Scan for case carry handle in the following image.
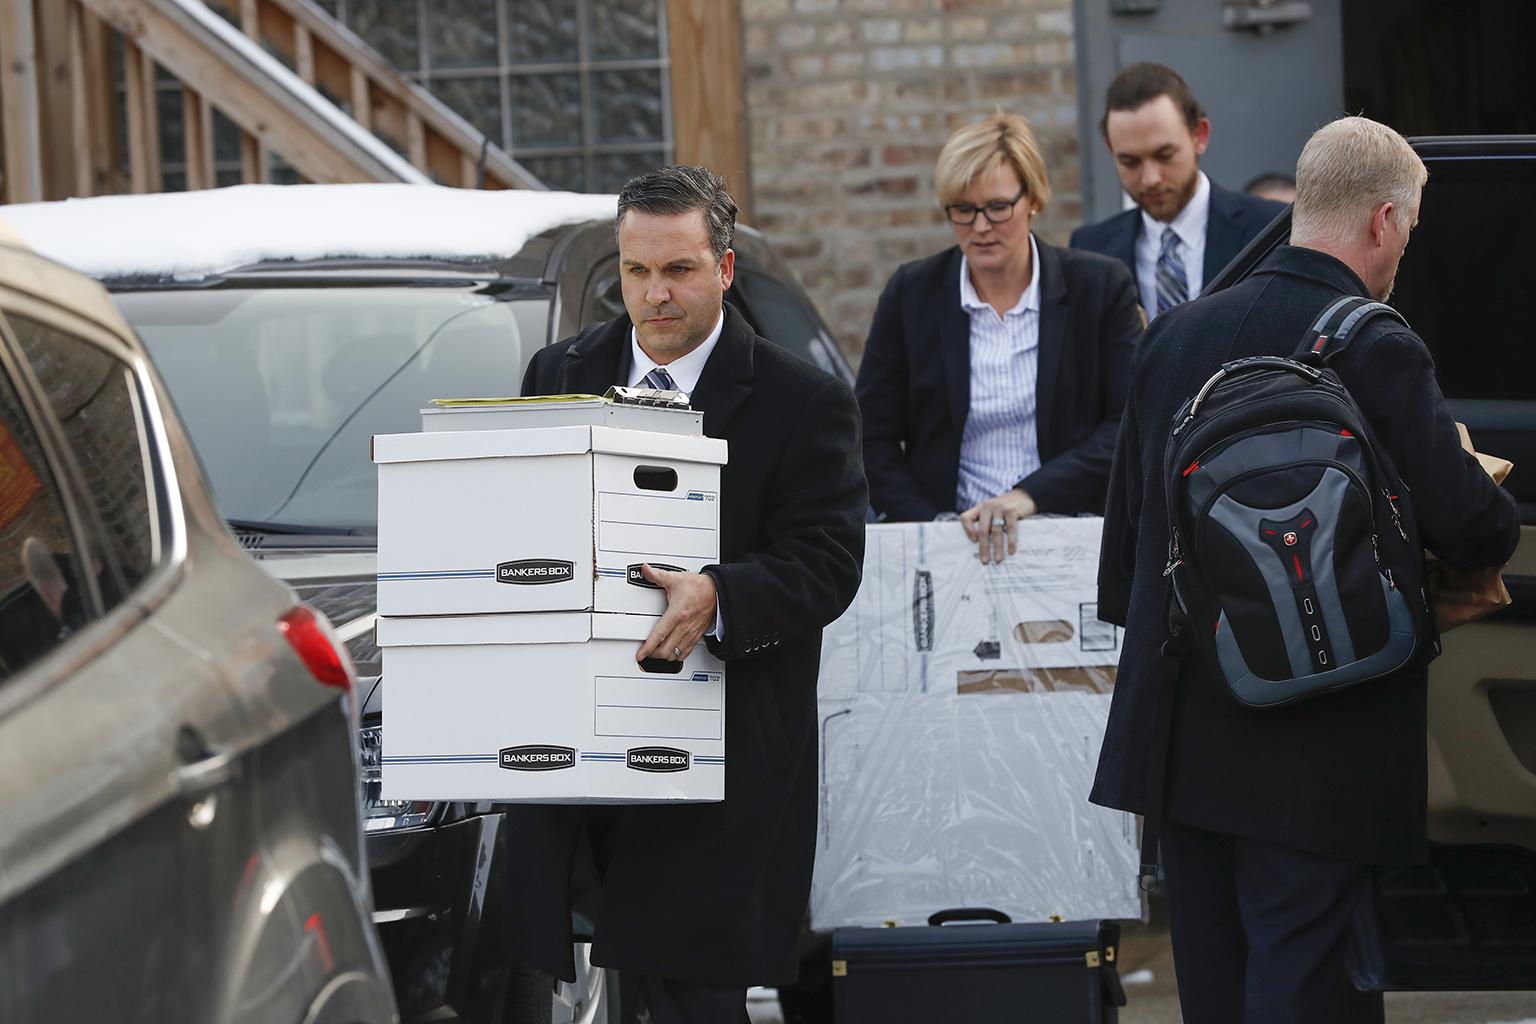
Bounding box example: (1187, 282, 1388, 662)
(927, 907, 1012, 927)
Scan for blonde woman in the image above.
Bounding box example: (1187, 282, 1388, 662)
(856, 112, 1141, 562)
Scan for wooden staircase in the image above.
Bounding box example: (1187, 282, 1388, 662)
(0, 0, 542, 204)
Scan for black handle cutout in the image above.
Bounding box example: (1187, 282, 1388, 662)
(639, 657, 684, 674)
(633, 465, 678, 492)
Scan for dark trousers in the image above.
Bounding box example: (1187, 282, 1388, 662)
(584, 812, 750, 1024)
(622, 974, 749, 1024)
(1161, 818, 1385, 1024)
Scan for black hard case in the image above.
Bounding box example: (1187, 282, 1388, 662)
(830, 913, 1125, 1023)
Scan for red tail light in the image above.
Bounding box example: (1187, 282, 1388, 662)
(278, 605, 353, 692)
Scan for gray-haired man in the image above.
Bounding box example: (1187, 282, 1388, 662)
(1094, 116, 1518, 1023)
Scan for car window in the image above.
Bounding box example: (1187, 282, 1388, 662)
(732, 268, 854, 385)
(116, 287, 549, 532)
(1390, 157, 1536, 517)
(0, 347, 101, 680)
(584, 260, 629, 326)
(9, 314, 153, 599)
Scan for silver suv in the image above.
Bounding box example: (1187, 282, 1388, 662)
(7, 184, 854, 1023)
(0, 230, 396, 1020)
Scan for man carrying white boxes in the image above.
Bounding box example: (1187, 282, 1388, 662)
(383, 166, 867, 1024)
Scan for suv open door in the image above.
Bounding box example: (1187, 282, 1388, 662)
(1206, 135, 1536, 991)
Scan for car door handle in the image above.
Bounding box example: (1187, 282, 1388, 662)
(173, 748, 240, 797)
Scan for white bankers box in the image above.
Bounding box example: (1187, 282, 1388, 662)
(376, 611, 726, 803)
(372, 397, 727, 617)
(373, 393, 730, 804)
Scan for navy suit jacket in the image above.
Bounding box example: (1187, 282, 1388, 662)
(856, 239, 1142, 521)
(1069, 179, 1286, 295)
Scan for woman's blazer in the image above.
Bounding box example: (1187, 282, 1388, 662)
(856, 240, 1142, 520)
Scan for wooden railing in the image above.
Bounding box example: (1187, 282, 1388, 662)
(234, 0, 541, 190)
(0, 0, 540, 205)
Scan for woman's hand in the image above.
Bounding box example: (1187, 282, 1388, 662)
(959, 488, 1037, 564)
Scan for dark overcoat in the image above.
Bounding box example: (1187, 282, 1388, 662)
(1093, 245, 1519, 865)
(504, 304, 868, 986)
(855, 239, 1142, 520)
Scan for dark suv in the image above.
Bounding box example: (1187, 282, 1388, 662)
(8, 187, 852, 1023)
(1209, 135, 1536, 992)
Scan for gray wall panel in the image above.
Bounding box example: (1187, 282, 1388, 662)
(1072, 0, 1344, 222)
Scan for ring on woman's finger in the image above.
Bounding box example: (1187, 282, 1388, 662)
(990, 517, 1006, 529)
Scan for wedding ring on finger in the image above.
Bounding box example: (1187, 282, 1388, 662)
(672, 645, 682, 660)
(990, 516, 1006, 530)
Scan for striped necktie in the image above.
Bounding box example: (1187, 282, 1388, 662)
(1155, 227, 1189, 316)
(640, 366, 679, 391)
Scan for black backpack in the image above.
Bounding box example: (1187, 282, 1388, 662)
(1162, 296, 1434, 708)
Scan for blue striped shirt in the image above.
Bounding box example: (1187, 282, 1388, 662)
(955, 235, 1043, 511)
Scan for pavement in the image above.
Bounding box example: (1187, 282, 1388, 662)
(746, 918, 1536, 1022)
(1115, 918, 1536, 1023)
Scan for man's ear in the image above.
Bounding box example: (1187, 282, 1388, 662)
(1369, 202, 1394, 248)
(1192, 117, 1211, 157)
(718, 248, 736, 290)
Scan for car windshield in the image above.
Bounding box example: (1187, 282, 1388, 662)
(116, 286, 549, 534)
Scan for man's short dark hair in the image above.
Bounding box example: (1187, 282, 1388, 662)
(615, 165, 737, 264)
(1100, 62, 1206, 138)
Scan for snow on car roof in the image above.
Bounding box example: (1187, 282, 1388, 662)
(4, 183, 618, 281)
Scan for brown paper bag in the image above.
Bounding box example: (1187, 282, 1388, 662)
(1427, 424, 1513, 632)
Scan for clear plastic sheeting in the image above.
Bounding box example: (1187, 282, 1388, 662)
(811, 518, 1143, 930)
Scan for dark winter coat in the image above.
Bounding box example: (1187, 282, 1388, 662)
(1093, 245, 1519, 865)
(505, 304, 868, 985)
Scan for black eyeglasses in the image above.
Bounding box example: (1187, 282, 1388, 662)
(944, 188, 1027, 226)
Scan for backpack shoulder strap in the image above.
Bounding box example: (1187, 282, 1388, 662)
(1294, 296, 1409, 363)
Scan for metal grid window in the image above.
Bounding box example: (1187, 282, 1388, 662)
(317, 0, 672, 193)
(110, 29, 306, 191)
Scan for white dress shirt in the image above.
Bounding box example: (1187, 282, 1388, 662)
(627, 310, 724, 394)
(955, 234, 1043, 511)
(1136, 171, 1210, 318)
(627, 309, 726, 639)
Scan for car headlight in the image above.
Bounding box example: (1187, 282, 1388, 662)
(359, 724, 439, 832)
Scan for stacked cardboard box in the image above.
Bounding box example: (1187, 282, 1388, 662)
(372, 395, 729, 803)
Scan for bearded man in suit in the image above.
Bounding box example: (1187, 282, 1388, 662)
(1072, 62, 1286, 320)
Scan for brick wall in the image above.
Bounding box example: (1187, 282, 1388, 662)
(741, 0, 1083, 362)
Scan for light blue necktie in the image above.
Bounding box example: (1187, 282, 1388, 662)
(640, 367, 678, 391)
(1155, 227, 1189, 316)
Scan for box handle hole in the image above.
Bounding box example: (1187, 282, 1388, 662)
(633, 466, 678, 491)
(639, 657, 684, 674)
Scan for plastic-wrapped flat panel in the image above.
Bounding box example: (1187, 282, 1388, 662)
(811, 518, 1142, 929)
